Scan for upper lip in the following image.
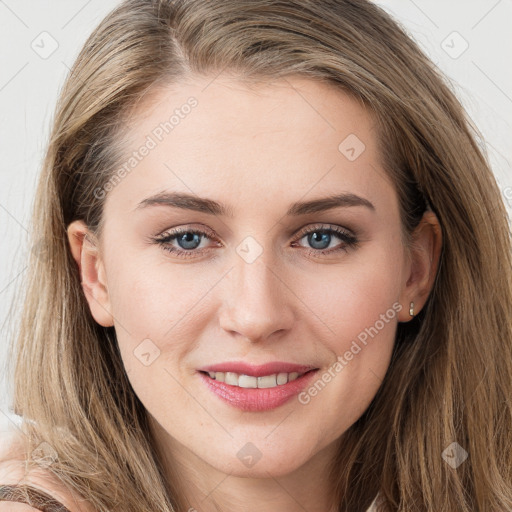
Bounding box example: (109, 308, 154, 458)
(198, 361, 318, 377)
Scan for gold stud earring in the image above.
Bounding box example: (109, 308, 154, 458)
(409, 302, 415, 317)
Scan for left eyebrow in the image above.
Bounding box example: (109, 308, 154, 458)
(133, 191, 376, 216)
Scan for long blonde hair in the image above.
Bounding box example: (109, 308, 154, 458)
(5, 0, 512, 510)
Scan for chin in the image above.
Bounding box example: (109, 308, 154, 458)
(197, 437, 321, 479)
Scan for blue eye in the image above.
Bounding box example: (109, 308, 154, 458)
(153, 223, 359, 259)
(292, 224, 359, 256)
(153, 227, 214, 258)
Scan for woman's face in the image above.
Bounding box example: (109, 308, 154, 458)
(71, 74, 422, 479)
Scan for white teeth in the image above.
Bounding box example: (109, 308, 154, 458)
(277, 372, 288, 385)
(257, 375, 277, 388)
(225, 372, 239, 386)
(238, 374, 258, 388)
(205, 370, 305, 388)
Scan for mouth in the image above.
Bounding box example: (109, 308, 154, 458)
(197, 362, 320, 411)
(198, 369, 315, 389)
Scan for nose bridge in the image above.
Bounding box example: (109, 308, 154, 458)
(219, 243, 294, 342)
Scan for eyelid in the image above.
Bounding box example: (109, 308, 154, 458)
(155, 222, 355, 242)
(154, 223, 218, 241)
(294, 222, 355, 239)
(152, 222, 359, 258)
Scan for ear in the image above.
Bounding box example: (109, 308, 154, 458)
(66, 220, 114, 327)
(398, 210, 443, 322)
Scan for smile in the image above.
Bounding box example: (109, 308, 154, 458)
(202, 370, 306, 389)
(197, 362, 320, 411)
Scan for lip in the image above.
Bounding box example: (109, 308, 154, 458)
(197, 361, 319, 412)
(198, 361, 317, 377)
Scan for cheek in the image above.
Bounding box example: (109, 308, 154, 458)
(305, 242, 404, 349)
(295, 243, 403, 412)
(105, 258, 214, 374)
(107, 247, 213, 325)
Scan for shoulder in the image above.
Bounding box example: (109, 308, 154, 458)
(0, 431, 96, 512)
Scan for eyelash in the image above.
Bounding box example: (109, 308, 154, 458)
(152, 223, 359, 259)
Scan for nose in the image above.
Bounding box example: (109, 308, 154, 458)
(218, 250, 296, 344)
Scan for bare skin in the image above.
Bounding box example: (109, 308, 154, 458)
(67, 74, 442, 512)
(0, 432, 96, 512)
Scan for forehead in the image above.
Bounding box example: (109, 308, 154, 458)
(103, 73, 395, 218)
(128, 73, 376, 143)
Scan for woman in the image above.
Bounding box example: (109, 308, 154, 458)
(1, 0, 511, 511)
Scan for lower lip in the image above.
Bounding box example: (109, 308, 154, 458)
(198, 370, 319, 412)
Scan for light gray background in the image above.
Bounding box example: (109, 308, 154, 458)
(1, 0, 511, 434)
